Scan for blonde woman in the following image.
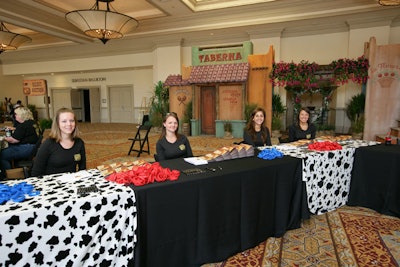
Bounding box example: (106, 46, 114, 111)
(31, 108, 86, 176)
(0, 107, 39, 178)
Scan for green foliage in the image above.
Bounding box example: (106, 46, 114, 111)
(351, 116, 365, 133)
(39, 118, 52, 134)
(244, 103, 257, 122)
(149, 81, 169, 127)
(271, 116, 282, 131)
(182, 100, 192, 123)
(28, 104, 38, 121)
(271, 94, 286, 131)
(316, 124, 335, 131)
(346, 93, 365, 122)
(224, 121, 232, 132)
(346, 93, 365, 133)
(272, 94, 286, 118)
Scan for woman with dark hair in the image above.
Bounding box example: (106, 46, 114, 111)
(31, 108, 86, 176)
(0, 107, 39, 178)
(155, 112, 193, 161)
(288, 107, 316, 142)
(243, 107, 272, 147)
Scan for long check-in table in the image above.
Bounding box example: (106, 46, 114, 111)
(0, 169, 137, 266)
(131, 156, 308, 267)
(347, 144, 400, 217)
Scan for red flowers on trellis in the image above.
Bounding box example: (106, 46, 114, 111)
(270, 56, 369, 91)
(329, 56, 369, 85)
(106, 162, 180, 186)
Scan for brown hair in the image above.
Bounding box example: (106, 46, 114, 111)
(159, 112, 181, 140)
(49, 108, 80, 142)
(245, 107, 268, 143)
(295, 107, 311, 127)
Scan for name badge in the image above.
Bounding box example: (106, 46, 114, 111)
(74, 153, 81, 162)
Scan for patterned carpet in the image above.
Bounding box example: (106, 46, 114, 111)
(80, 123, 400, 267)
(203, 206, 400, 267)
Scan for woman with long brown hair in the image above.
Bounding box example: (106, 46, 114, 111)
(243, 107, 272, 147)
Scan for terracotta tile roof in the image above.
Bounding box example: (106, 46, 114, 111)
(164, 74, 190, 86)
(189, 63, 250, 83)
(165, 63, 250, 86)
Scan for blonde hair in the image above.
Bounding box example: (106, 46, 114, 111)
(49, 108, 80, 142)
(14, 107, 34, 121)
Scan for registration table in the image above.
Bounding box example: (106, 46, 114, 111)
(347, 144, 400, 217)
(277, 140, 379, 214)
(131, 156, 308, 267)
(0, 169, 137, 266)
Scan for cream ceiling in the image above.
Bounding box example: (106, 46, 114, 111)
(0, 0, 399, 64)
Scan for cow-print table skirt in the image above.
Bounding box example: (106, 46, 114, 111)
(281, 141, 379, 215)
(0, 169, 137, 267)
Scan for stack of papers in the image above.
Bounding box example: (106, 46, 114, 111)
(184, 157, 208, 166)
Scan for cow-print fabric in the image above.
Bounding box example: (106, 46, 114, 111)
(281, 140, 379, 215)
(0, 169, 137, 267)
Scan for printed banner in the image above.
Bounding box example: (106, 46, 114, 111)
(23, 80, 47, 96)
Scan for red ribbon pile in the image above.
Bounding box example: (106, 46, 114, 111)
(106, 162, 180, 186)
(307, 141, 342, 151)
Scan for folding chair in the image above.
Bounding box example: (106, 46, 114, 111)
(13, 134, 44, 178)
(128, 125, 152, 157)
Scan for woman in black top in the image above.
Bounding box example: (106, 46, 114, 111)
(156, 112, 193, 161)
(288, 107, 316, 142)
(243, 107, 272, 147)
(31, 108, 86, 176)
(0, 107, 39, 178)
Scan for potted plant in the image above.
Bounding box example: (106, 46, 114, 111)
(39, 118, 53, 135)
(223, 121, 233, 138)
(182, 100, 192, 136)
(149, 81, 169, 131)
(244, 103, 258, 122)
(271, 94, 286, 137)
(346, 93, 365, 139)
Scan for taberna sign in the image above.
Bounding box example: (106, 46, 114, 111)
(192, 41, 253, 66)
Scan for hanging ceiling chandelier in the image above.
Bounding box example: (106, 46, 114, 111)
(65, 0, 139, 44)
(0, 22, 32, 54)
(378, 0, 400, 6)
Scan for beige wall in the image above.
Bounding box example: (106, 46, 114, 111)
(1, 24, 399, 131)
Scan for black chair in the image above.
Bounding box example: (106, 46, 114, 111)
(14, 134, 43, 178)
(128, 125, 152, 157)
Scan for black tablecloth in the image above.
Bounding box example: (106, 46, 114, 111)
(347, 144, 400, 217)
(132, 156, 308, 267)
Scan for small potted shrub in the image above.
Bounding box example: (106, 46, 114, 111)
(271, 94, 286, 137)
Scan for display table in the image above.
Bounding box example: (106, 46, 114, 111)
(347, 144, 400, 217)
(0, 169, 137, 266)
(278, 140, 379, 214)
(131, 156, 308, 267)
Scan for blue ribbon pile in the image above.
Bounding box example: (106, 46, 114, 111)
(0, 182, 40, 204)
(257, 148, 284, 160)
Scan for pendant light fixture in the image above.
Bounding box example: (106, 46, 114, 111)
(378, 0, 400, 6)
(65, 0, 139, 44)
(0, 22, 32, 54)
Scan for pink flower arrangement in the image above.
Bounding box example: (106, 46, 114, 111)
(270, 56, 369, 92)
(270, 60, 319, 90)
(328, 56, 369, 85)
